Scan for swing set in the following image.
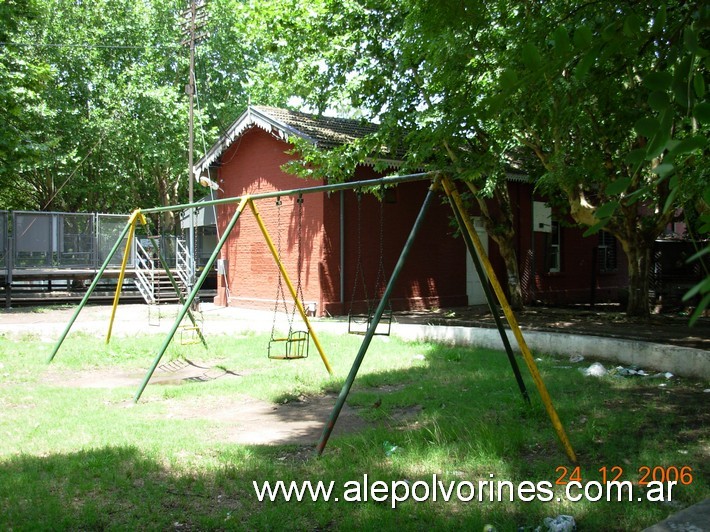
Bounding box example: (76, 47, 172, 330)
(47, 172, 578, 464)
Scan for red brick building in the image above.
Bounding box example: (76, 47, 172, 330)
(193, 106, 628, 316)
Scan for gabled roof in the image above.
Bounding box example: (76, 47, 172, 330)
(194, 105, 380, 176)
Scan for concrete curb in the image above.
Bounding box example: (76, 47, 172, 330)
(643, 497, 710, 531)
(392, 323, 710, 380)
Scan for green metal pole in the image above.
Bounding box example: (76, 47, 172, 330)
(47, 217, 133, 363)
(316, 179, 439, 456)
(445, 189, 530, 404)
(132, 196, 249, 403)
(139, 172, 435, 215)
(441, 176, 577, 463)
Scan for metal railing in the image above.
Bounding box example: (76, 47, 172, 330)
(9, 211, 133, 270)
(175, 238, 194, 292)
(2, 209, 202, 302)
(133, 239, 155, 304)
(0, 211, 7, 274)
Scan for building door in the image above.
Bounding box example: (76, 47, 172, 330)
(465, 218, 489, 305)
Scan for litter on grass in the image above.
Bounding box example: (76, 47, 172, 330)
(580, 362, 674, 380)
(580, 362, 607, 377)
(383, 441, 399, 457)
(536, 514, 576, 532)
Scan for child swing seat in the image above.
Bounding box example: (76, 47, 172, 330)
(267, 194, 310, 360)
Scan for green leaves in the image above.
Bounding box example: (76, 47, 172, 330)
(665, 136, 707, 161)
(648, 91, 670, 111)
(595, 200, 619, 219)
(694, 73, 706, 99)
(499, 68, 518, 90)
(693, 102, 710, 124)
(521, 43, 541, 70)
(552, 26, 571, 56)
(634, 117, 660, 137)
(605, 177, 631, 196)
(573, 25, 592, 49)
(643, 72, 673, 91)
(622, 14, 643, 37)
(574, 49, 597, 80)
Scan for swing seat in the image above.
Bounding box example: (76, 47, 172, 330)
(347, 309, 392, 336)
(180, 325, 203, 345)
(268, 330, 309, 360)
(179, 312, 204, 345)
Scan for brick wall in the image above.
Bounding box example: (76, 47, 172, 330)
(213, 127, 326, 313)
(487, 181, 628, 306)
(322, 174, 468, 315)
(212, 132, 629, 315)
(212, 127, 468, 316)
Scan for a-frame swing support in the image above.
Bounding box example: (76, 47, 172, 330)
(47, 209, 208, 363)
(316, 175, 577, 464)
(444, 184, 530, 405)
(106, 211, 208, 347)
(47, 173, 435, 390)
(440, 176, 577, 463)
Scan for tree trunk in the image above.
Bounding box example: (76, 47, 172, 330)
(154, 170, 177, 235)
(462, 181, 525, 310)
(498, 239, 525, 310)
(565, 187, 663, 318)
(622, 238, 651, 317)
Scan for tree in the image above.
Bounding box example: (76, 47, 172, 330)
(0, 0, 190, 219)
(0, 0, 296, 228)
(246, 0, 531, 309)
(490, 1, 709, 316)
(0, 0, 52, 209)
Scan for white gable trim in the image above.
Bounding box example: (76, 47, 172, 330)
(193, 106, 316, 176)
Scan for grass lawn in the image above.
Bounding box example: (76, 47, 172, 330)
(0, 328, 708, 530)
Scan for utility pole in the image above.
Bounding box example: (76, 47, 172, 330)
(187, 0, 196, 290)
(181, 0, 207, 291)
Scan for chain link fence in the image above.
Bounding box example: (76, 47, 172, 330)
(10, 211, 134, 270)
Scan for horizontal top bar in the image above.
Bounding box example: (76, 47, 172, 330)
(140, 171, 438, 215)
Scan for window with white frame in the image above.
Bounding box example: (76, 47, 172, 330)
(547, 221, 561, 273)
(598, 231, 617, 271)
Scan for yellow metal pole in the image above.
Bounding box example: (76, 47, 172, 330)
(106, 210, 145, 343)
(248, 199, 334, 376)
(440, 176, 577, 464)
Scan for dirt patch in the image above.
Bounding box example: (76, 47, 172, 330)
(42, 360, 374, 446)
(161, 393, 369, 446)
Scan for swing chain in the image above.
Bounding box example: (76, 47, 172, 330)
(374, 185, 387, 305)
(294, 193, 306, 319)
(348, 189, 368, 316)
(270, 197, 287, 340)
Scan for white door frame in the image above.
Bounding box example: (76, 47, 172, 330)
(465, 218, 489, 305)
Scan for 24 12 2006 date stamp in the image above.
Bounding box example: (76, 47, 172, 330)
(555, 465, 694, 486)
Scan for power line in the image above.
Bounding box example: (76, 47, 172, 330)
(0, 41, 181, 50)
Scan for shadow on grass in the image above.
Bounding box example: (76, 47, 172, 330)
(1, 341, 708, 530)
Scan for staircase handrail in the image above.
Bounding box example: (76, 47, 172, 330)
(134, 239, 155, 304)
(175, 238, 193, 290)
